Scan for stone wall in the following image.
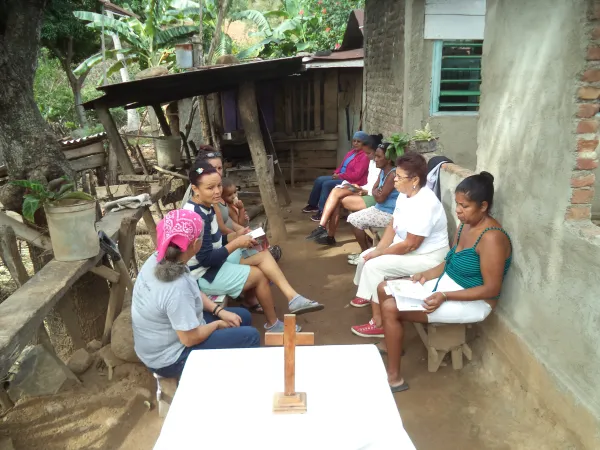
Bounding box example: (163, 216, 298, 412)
(473, 0, 600, 446)
(363, 0, 405, 137)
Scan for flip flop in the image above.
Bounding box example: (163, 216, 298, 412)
(241, 303, 264, 314)
(390, 381, 410, 393)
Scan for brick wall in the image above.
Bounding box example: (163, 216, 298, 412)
(569, 1, 600, 222)
(364, 0, 405, 137)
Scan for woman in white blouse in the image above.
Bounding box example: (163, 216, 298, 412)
(349, 152, 450, 338)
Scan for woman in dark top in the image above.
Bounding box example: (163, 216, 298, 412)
(376, 172, 512, 393)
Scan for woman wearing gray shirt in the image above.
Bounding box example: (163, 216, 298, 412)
(132, 209, 259, 379)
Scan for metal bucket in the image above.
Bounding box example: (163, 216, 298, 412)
(155, 136, 182, 168)
(45, 200, 99, 262)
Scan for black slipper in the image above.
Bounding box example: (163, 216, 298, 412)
(390, 381, 410, 393)
(241, 303, 264, 314)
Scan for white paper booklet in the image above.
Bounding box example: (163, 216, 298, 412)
(385, 279, 428, 311)
(248, 227, 265, 239)
(334, 180, 352, 189)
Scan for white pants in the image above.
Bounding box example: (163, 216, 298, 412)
(423, 274, 493, 324)
(354, 246, 449, 303)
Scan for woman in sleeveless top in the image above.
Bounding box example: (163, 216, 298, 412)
(378, 172, 513, 393)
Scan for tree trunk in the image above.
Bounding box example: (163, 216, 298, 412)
(0, 1, 109, 353)
(0, 1, 74, 212)
(106, 11, 140, 132)
(238, 81, 287, 243)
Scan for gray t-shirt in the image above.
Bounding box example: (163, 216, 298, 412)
(132, 253, 206, 369)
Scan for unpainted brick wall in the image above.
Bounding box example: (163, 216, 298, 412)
(364, 0, 405, 137)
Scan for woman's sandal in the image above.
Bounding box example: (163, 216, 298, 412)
(390, 381, 410, 393)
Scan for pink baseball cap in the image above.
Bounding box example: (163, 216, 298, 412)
(156, 209, 204, 261)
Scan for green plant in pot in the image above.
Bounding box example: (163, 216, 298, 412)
(11, 178, 100, 262)
(384, 133, 411, 160)
(411, 123, 438, 153)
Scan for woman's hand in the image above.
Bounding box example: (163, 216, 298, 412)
(363, 249, 383, 262)
(233, 234, 256, 250)
(215, 320, 231, 329)
(411, 273, 427, 285)
(332, 173, 339, 179)
(217, 310, 242, 327)
(235, 227, 251, 238)
(423, 292, 445, 314)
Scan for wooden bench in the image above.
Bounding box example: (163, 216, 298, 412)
(0, 184, 170, 410)
(413, 323, 472, 372)
(366, 227, 386, 246)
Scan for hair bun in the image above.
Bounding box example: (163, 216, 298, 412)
(480, 171, 494, 184)
(377, 133, 383, 139)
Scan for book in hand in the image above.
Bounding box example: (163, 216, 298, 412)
(247, 227, 269, 252)
(385, 279, 429, 312)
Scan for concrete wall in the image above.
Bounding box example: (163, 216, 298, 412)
(470, 0, 600, 443)
(364, 0, 478, 169)
(363, 0, 405, 137)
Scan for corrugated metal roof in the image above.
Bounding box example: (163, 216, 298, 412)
(59, 132, 107, 149)
(339, 9, 364, 51)
(83, 57, 304, 111)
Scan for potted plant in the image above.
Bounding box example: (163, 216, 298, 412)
(411, 123, 438, 153)
(11, 178, 100, 262)
(384, 132, 411, 160)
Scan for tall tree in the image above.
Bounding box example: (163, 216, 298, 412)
(41, 0, 101, 128)
(0, 0, 74, 212)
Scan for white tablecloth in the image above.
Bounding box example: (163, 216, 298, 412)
(154, 344, 416, 450)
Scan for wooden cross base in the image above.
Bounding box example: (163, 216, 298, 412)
(273, 392, 307, 414)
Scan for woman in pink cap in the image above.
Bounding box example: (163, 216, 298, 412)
(131, 209, 260, 379)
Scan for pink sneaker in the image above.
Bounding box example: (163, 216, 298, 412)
(351, 319, 384, 338)
(350, 297, 371, 308)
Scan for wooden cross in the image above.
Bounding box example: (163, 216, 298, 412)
(265, 314, 315, 414)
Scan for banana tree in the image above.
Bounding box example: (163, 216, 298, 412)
(73, 0, 199, 78)
(232, 0, 317, 59)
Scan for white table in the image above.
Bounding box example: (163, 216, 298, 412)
(154, 344, 416, 450)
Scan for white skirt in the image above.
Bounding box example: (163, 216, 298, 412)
(423, 274, 493, 324)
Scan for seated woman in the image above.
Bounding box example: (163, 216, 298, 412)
(377, 172, 512, 392)
(314, 142, 399, 248)
(305, 134, 381, 242)
(184, 161, 324, 332)
(302, 131, 371, 221)
(349, 152, 450, 336)
(131, 209, 260, 379)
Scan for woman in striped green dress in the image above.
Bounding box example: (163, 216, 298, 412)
(378, 172, 513, 393)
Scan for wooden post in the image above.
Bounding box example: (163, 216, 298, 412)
(96, 104, 135, 175)
(284, 314, 296, 395)
(152, 104, 172, 136)
(0, 225, 30, 289)
(238, 81, 287, 243)
(257, 105, 291, 206)
(314, 72, 322, 135)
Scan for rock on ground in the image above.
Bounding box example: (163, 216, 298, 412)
(67, 349, 92, 375)
(86, 340, 102, 353)
(111, 308, 140, 363)
(0, 437, 14, 450)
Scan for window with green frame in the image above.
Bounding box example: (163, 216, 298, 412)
(430, 40, 483, 114)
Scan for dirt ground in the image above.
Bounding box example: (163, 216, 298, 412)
(0, 187, 584, 449)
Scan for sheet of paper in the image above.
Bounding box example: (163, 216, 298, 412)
(334, 181, 351, 189)
(386, 279, 428, 312)
(248, 227, 265, 239)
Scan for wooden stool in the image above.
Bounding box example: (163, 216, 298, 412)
(153, 373, 178, 417)
(413, 323, 472, 372)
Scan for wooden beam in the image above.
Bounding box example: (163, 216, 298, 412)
(238, 82, 287, 243)
(264, 332, 315, 346)
(70, 153, 107, 172)
(96, 104, 135, 175)
(119, 174, 160, 183)
(0, 212, 52, 251)
(323, 69, 338, 133)
(63, 142, 105, 160)
(152, 165, 188, 181)
(313, 72, 322, 135)
(152, 104, 172, 137)
(90, 265, 120, 284)
(257, 105, 291, 206)
(0, 225, 29, 292)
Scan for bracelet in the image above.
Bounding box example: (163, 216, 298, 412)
(216, 306, 224, 317)
(441, 292, 448, 301)
(212, 305, 220, 316)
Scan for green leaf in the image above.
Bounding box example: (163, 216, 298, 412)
(56, 183, 75, 198)
(231, 10, 271, 33)
(154, 25, 198, 47)
(22, 196, 40, 223)
(58, 191, 95, 202)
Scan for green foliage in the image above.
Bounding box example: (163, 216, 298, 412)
(11, 178, 94, 223)
(385, 133, 410, 159)
(234, 0, 363, 59)
(34, 51, 77, 124)
(412, 123, 436, 141)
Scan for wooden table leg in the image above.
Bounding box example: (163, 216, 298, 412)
(142, 209, 157, 246)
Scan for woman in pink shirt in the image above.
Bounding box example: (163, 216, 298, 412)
(302, 131, 371, 221)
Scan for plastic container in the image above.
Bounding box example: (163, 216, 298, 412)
(155, 136, 182, 168)
(44, 199, 99, 261)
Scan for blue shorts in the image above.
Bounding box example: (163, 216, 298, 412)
(197, 249, 251, 298)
